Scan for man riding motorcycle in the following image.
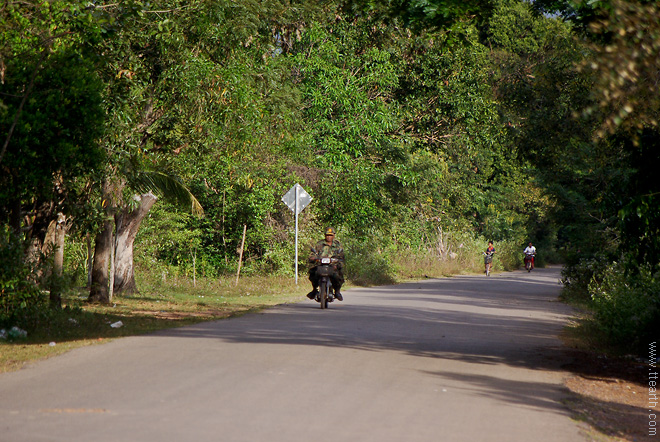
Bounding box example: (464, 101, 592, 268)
(307, 227, 345, 301)
(523, 242, 537, 269)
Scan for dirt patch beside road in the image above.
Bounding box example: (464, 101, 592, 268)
(562, 349, 654, 442)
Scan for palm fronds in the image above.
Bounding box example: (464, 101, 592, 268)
(132, 171, 204, 216)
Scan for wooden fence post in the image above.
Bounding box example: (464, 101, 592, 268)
(235, 224, 247, 286)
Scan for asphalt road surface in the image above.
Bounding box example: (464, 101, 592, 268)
(0, 267, 586, 442)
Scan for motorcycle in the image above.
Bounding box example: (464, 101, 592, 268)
(312, 254, 339, 309)
(524, 253, 535, 272)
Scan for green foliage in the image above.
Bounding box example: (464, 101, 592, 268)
(517, 2, 660, 354)
(136, 204, 210, 274)
(0, 46, 106, 218)
(342, 236, 398, 286)
(128, 1, 557, 285)
(487, 0, 561, 54)
(0, 231, 48, 324)
(616, 129, 660, 273)
(492, 238, 524, 271)
(291, 19, 407, 236)
(560, 255, 611, 306)
(363, 0, 495, 32)
(589, 262, 660, 349)
(397, 18, 539, 242)
(62, 236, 93, 288)
(579, 0, 660, 137)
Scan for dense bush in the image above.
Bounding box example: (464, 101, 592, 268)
(560, 256, 612, 304)
(589, 262, 660, 349)
(343, 236, 398, 286)
(0, 231, 49, 326)
(495, 239, 528, 271)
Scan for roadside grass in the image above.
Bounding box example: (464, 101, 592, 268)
(0, 274, 308, 373)
(392, 251, 472, 279)
(389, 244, 509, 281)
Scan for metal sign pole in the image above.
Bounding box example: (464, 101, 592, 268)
(295, 185, 299, 284)
(281, 183, 311, 285)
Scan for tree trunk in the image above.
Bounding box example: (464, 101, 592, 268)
(48, 213, 67, 308)
(86, 233, 93, 289)
(88, 179, 119, 303)
(113, 192, 158, 296)
(88, 215, 113, 303)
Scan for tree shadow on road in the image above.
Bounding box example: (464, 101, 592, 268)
(156, 268, 575, 373)
(422, 369, 572, 413)
(149, 267, 609, 427)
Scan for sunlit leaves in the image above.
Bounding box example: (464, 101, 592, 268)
(579, 0, 660, 137)
(291, 18, 408, 235)
(294, 22, 402, 166)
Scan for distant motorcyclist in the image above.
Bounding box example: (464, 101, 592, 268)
(523, 242, 537, 269)
(307, 227, 345, 301)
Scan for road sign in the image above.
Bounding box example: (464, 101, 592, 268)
(282, 183, 312, 215)
(281, 184, 312, 284)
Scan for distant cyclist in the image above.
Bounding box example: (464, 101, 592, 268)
(484, 241, 495, 276)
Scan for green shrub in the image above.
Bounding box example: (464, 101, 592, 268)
(0, 231, 49, 326)
(343, 237, 397, 286)
(560, 255, 611, 304)
(494, 238, 525, 271)
(589, 262, 660, 350)
(63, 237, 93, 287)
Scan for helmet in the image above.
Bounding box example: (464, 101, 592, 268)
(324, 227, 336, 236)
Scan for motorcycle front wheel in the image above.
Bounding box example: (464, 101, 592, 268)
(319, 279, 329, 309)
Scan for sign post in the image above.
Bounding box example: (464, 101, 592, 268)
(281, 183, 312, 284)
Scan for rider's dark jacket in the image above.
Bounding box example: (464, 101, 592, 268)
(308, 239, 345, 269)
(308, 239, 345, 287)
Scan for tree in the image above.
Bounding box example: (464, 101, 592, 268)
(289, 18, 408, 236)
(579, 0, 660, 138)
(84, 1, 211, 302)
(116, 172, 203, 295)
(482, 0, 600, 251)
(88, 162, 204, 302)
(0, 1, 110, 307)
(349, 0, 494, 31)
(579, 0, 660, 272)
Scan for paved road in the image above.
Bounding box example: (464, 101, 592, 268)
(0, 267, 585, 442)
